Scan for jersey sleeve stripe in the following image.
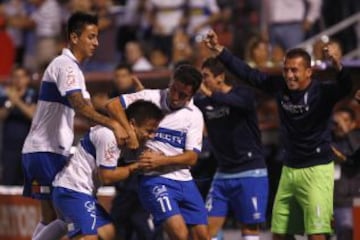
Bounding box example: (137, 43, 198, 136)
(99, 165, 116, 169)
(65, 89, 82, 96)
(80, 132, 96, 159)
(119, 95, 126, 108)
(39, 81, 72, 107)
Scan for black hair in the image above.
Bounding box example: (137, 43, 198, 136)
(67, 12, 98, 41)
(11, 65, 31, 77)
(335, 106, 357, 121)
(114, 62, 133, 73)
(285, 48, 312, 68)
(173, 64, 202, 93)
(125, 100, 164, 125)
(201, 57, 225, 77)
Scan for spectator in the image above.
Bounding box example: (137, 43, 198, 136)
(0, 66, 37, 185)
(245, 36, 273, 68)
(331, 106, 360, 240)
(145, 0, 187, 58)
(124, 41, 153, 71)
(6, 0, 62, 71)
(185, 0, 222, 41)
(261, 0, 322, 50)
(0, 15, 15, 76)
(2, 0, 26, 65)
(149, 47, 169, 69)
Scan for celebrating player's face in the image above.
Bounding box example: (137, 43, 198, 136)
(168, 80, 193, 110)
(133, 119, 160, 144)
(201, 67, 222, 91)
(283, 57, 312, 91)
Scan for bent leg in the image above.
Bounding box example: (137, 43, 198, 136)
(208, 216, 225, 239)
(162, 214, 189, 240)
(190, 223, 210, 240)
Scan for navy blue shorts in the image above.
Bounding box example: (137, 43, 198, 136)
(53, 187, 112, 238)
(22, 152, 68, 199)
(138, 176, 208, 226)
(206, 176, 268, 224)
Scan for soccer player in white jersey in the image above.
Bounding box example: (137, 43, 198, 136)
(52, 100, 164, 240)
(21, 12, 126, 240)
(106, 64, 210, 240)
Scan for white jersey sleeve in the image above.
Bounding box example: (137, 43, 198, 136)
(53, 126, 121, 195)
(90, 126, 121, 169)
(185, 108, 204, 153)
(57, 64, 84, 96)
(119, 89, 164, 109)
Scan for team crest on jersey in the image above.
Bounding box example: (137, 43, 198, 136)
(104, 141, 118, 162)
(66, 66, 76, 86)
(205, 106, 230, 119)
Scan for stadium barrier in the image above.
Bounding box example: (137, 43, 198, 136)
(0, 186, 115, 240)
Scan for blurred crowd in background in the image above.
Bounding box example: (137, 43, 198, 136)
(0, 0, 360, 238)
(0, 0, 359, 76)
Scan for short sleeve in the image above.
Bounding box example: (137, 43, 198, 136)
(91, 127, 121, 169)
(185, 110, 204, 153)
(57, 65, 83, 96)
(120, 89, 160, 108)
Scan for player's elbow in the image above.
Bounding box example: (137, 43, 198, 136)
(98, 169, 115, 185)
(187, 152, 199, 166)
(105, 97, 121, 114)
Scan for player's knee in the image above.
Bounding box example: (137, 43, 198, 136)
(166, 225, 189, 240)
(98, 223, 115, 240)
(40, 200, 57, 223)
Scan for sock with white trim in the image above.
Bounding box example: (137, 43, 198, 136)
(243, 235, 260, 240)
(32, 222, 46, 239)
(33, 219, 67, 240)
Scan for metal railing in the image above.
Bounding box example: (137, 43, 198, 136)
(296, 12, 360, 59)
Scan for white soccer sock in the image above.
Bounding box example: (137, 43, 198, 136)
(243, 235, 260, 240)
(211, 230, 224, 240)
(33, 219, 67, 240)
(32, 222, 46, 239)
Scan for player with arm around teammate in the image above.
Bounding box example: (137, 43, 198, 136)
(203, 30, 352, 240)
(21, 11, 127, 240)
(52, 100, 164, 240)
(106, 64, 210, 240)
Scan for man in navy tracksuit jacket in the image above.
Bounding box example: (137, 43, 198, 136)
(195, 57, 269, 240)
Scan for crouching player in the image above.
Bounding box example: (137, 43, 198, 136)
(52, 100, 164, 240)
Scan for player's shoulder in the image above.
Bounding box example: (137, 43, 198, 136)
(188, 101, 204, 119)
(90, 126, 115, 142)
(141, 89, 162, 95)
(49, 53, 80, 72)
